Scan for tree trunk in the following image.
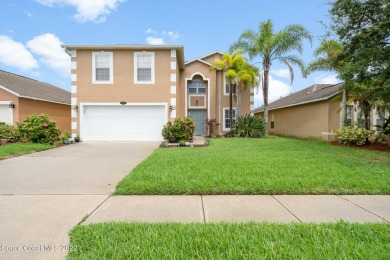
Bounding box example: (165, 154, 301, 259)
(340, 90, 347, 127)
(229, 79, 233, 132)
(236, 84, 241, 117)
(263, 69, 269, 135)
(375, 114, 390, 143)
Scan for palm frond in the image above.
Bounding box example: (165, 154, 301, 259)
(278, 55, 305, 78)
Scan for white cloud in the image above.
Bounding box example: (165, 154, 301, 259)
(24, 10, 34, 17)
(146, 36, 165, 45)
(145, 28, 156, 34)
(26, 33, 70, 75)
(314, 74, 340, 84)
(167, 31, 179, 41)
(0, 35, 38, 70)
(254, 75, 292, 107)
(271, 68, 290, 78)
(145, 29, 180, 44)
(35, 0, 126, 23)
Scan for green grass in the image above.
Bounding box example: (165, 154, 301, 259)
(115, 137, 390, 195)
(68, 222, 390, 259)
(0, 143, 52, 159)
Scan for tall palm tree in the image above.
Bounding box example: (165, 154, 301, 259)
(304, 39, 349, 127)
(230, 19, 312, 134)
(210, 50, 257, 129)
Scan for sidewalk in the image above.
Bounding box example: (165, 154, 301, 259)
(85, 195, 390, 224)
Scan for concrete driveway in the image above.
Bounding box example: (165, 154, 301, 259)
(0, 142, 157, 260)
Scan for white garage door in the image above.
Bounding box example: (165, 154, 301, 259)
(0, 105, 13, 125)
(82, 105, 166, 141)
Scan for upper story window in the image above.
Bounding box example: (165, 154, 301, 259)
(134, 52, 155, 84)
(92, 52, 113, 84)
(223, 76, 237, 95)
(188, 77, 206, 94)
(225, 84, 237, 95)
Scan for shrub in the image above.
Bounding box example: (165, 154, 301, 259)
(332, 126, 374, 146)
(61, 130, 71, 141)
(162, 117, 195, 142)
(232, 114, 266, 138)
(17, 114, 61, 144)
(0, 122, 20, 143)
(206, 118, 221, 137)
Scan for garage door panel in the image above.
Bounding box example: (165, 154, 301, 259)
(82, 105, 166, 141)
(0, 105, 12, 125)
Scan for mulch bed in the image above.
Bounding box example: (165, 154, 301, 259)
(330, 141, 390, 152)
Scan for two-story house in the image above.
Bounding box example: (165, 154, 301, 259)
(62, 44, 254, 141)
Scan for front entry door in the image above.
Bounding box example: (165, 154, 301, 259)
(188, 110, 207, 136)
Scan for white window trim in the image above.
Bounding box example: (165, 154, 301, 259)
(134, 52, 155, 84)
(224, 77, 237, 96)
(92, 52, 113, 84)
(222, 107, 237, 131)
(188, 94, 206, 109)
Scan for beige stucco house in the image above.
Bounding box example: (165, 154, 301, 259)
(255, 84, 342, 141)
(61, 44, 254, 141)
(255, 83, 387, 141)
(0, 70, 71, 131)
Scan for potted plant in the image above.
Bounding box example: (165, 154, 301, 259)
(74, 136, 80, 142)
(62, 130, 71, 145)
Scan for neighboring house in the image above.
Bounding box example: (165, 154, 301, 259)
(255, 83, 341, 141)
(0, 70, 71, 131)
(61, 44, 254, 141)
(254, 83, 388, 141)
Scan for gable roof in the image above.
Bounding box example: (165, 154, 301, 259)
(185, 51, 224, 68)
(0, 70, 71, 105)
(254, 83, 343, 113)
(62, 44, 185, 70)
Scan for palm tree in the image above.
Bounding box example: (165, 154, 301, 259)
(210, 50, 257, 129)
(230, 19, 312, 134)
(304, 39, 349, 127)
(234, 61, 258, 117)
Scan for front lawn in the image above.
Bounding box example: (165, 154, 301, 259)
(0, 143, 52, 159)
(68, 222, 390, 259)
(115, 137, 390, 195)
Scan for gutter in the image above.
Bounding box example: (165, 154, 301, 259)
(255, 91, 342, 113)
(0, 85, 71, 106)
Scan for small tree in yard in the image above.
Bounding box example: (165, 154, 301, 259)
(210, 50, 257, 129)
(17, 114, 61, 144)
(328, 0, 390, 142)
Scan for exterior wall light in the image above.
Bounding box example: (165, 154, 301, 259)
(73, 105, 78, 111)
(169, 105, 173, 112)
(9, 103, 15, 109)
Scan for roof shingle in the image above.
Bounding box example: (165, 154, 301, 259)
(255, 83, 342, 113)
(0, 70, 70, 105)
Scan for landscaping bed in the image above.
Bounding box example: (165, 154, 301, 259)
(68, 222, 390, 259)
(115, 137, 390, 195)
(330, 141, 390, 152)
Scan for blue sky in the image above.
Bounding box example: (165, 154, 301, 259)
(1, 0, 340, 107)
